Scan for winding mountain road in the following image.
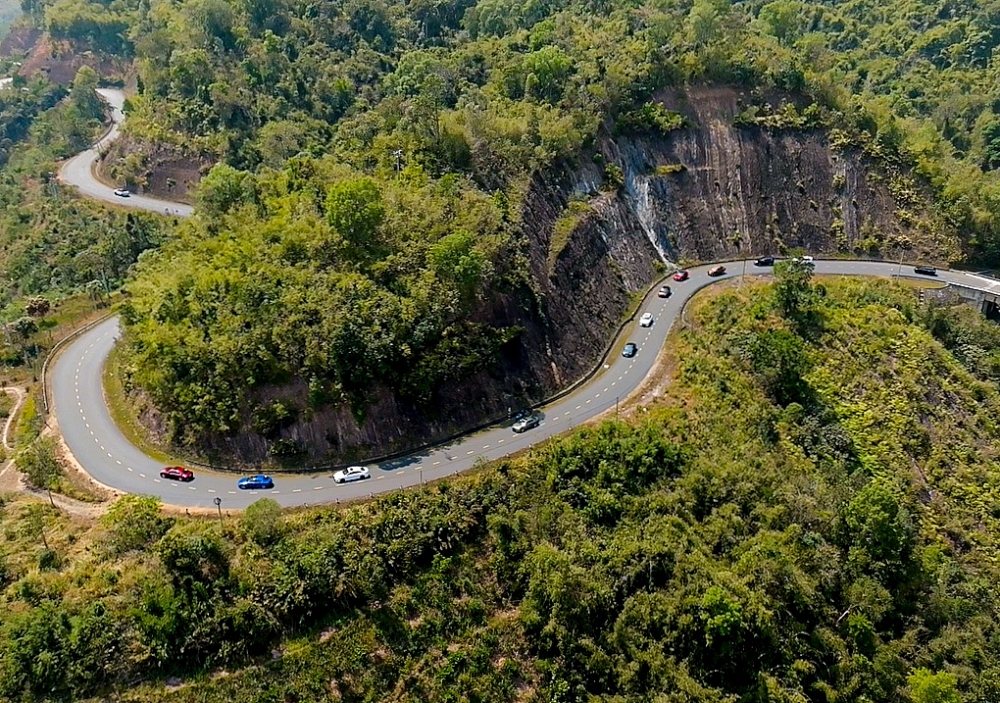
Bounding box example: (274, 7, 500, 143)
(58, 89, 193, 217)
(50, 89, 1000, 509)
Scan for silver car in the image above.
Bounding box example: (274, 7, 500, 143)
(513, 415, 540, 433)
(333, 465, 371, 483)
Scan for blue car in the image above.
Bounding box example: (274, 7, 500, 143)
(238, 474, 274, 490)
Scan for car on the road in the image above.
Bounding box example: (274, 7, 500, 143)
(512, 414, 541, 433)
(673, 270, 689, 282)
(160, 466, 194, 482)
(657, 285, 672, 298)
(754, 256, 775, 266)
(791, 256, 815, 268)
(914, 265, 938, 276)
(333, 465, 371, 483)
(113, 188, 130, 197)
(238, 474, 274, 490)
(708, 265, 726, 276)
(622, 342, 638, 358)
(640, 312, 654, 327)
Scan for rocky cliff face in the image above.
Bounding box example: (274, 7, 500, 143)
(519, 86, 960, 409)
(175, 86, 962, 466)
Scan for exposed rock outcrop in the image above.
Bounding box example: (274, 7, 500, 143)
(148, 86, 963, 465)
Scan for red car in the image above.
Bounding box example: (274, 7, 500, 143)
(708, 265, 726, 277)
(672, 270, 689, 282)
(160, 466, 194, 482)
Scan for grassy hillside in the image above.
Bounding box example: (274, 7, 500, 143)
(4, 271, 1000, 701)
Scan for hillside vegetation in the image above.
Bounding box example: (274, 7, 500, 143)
(19, 0, 1000, 452)
(19, 0, 1000, 257)
(0, 65, 169, 379)
(4, 272, 1000, 701)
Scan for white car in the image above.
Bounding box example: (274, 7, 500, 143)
(113, 188, 130, 197)
(333, 465, 371, 483)
(640, 312, 654, 327)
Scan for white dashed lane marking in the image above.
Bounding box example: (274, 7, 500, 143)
(138, 473, 145, 478)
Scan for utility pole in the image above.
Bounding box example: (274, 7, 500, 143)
(392, 149, 403, 176)
(213, 496, 222, 525)
(896, 247, 905, 277)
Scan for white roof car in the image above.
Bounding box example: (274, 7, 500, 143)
(113, 188, 130, 197)
(640, 312, 654, 327)
(333, 465, 371, 483)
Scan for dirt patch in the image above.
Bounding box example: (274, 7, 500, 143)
(0, 27, 41, 57)
(18, 35, 127, 85)
(99, 135, 208, 203)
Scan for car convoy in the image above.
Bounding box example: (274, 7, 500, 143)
(143, 255, 947, 496)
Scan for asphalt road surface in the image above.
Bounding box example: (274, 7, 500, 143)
(52, 260, 998, 509)
(57, 89, 194, 217)
(51, 90, 1000, 508)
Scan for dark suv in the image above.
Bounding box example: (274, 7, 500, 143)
(913, 265, 937, 276)
(622, 342, 638, 358)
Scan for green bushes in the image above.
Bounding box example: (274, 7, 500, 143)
(3, 279, 1000, 701)
(122, 167, 520, 443)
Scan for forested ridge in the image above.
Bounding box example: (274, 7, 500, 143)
(21, 0, 1000, 452)
(4, 273, 1000, 701)
(0, 64, 167, 330)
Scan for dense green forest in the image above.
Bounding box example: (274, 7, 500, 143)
(23, 0, 1000, 248)
(0, 64, 170, 373)
(0, 67, 166, 313)
(119, 163, 523, 443)
(3, 273, 1000, 701)
(24, 0, 1000, 437)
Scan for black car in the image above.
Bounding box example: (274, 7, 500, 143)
(622, 342, 638, 358)
(754, 256, 775, 266)
(914, 265, 937, 276)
